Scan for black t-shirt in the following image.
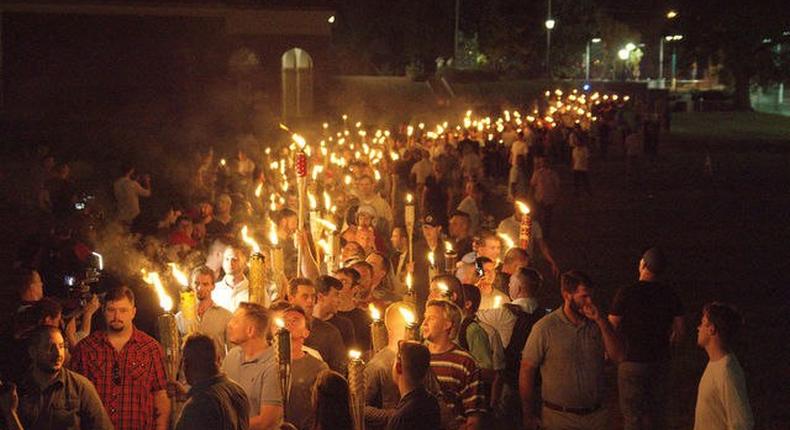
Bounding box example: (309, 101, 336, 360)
(337, 307, 372, 352)
(326, 313, 357, 350)
(610, 281, 684, 362)
(386, 387, 441, 430)
(305, 318, 347, 374)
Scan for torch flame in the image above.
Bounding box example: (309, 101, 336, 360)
(254, 182, 263, 198)
(368, 303, 381, 321)
(141, 270, 173, 312)
(220, 158, 227, 166)
(444, 241, 454, 252)
(268, 221, 279, 247)
(428, 251, 435, 267)
(308, 192, 317, 210)
(406, 193, 413, 204)
(348, 349, 362, 360)
(317, 238, 332, 255)
(167, 263, 189, 288)
(399, 307, 416, 326)
(292, 133, 307, 150)
(516, 201, 530, 215)
(406, 271, 413, 291)
(323, 191, 332, 211)
(274, 317, 285, 329)
(241, 225, 261, 254)
(315, 218, 337, 232)
(407, 125, 414, 137)
(497, 233, 515, 250)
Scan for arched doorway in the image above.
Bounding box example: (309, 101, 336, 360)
(281, 48, 313, 118)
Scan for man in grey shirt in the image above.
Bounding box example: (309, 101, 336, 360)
(176, 266, 232, 358)
(222, 302, 283, 429)
(520, 270, 624, 430)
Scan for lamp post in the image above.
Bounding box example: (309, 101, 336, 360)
(545, 0, 555, 78)
(585, 37, 601, 82)
(663, 35, 684, 89)
(659, 11, 678, 88)
(454, 0, 461, 62)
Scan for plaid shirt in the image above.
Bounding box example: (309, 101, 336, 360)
(69, 328, 168, 430)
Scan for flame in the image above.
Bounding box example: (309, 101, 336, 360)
(241, 225, 261, 254)
(167, 263, 189, 288)
(369, 303, 381, 321)
(399, 307, 416, 326)
(516, 201, 530, 215)
(428, 251, 435, 267)
(308, 192, 317, 210)
(437, 281, 449, 294)
(407, 125, 414, 137)
(141, 270, 173, 312)
(444, 241, 454, 252)
(406, 193, 413, 204)
(348, 349, 362, 360)
(493, 295, 503, 309)
(344, 175, 352, 185)
(406, 271, 413, 291)
(317, 238, 332, 255)
(292, 133, 307, 150)
(220, 158, 227, 166)
(315, 218, 337, 232)
(373, 169, 381, 181)
(497, 233, 515, 250)
(322, 122, 329, 129)
(274, 317, 285, 329)
(323, 191, 332, 211)
(255, 182, 263, 198)
(268, 221, 279, 246)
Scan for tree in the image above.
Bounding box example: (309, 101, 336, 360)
(680, 0, 790, 110)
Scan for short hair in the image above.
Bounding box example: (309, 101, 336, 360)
(274, 208, 297, 223)
(449, 210, 470, 221)
(334, 267, 360, 285)
(703, 302, 744, 345)
(315, 275, 343, 296)
(350, 261, 373, 275)
(176, 215, 193, 225)
(504, 247, 529, 266)
(560, 270, 592, 294)
(36, 297, 63, 322)
(14, 267, 38, 295)
(269, 300, 293, 313)
(356, 174, 374, 184)
(641, 247, 666, 275)
(183, 334, 220, 371)
(425, 299, 462, 339)
(513, 267, 542, 297)
(399, 341, 431, 385)
(208, 238, 228, 254)
(238, 302, 270, 337)
(288, 278, 314, 297)
(432, 274, 464, 308)
(367, 251, 391, 273)
(461, 284, 481, 313)
(105, 285, 136, 305)
(282, 304, 307, 319)
(311, 369, 353, 430)
(475, 230, 500, 248)
(190, 265, 216, 285)
(28, 325, 62, 349)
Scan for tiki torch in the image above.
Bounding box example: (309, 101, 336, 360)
(274, 318, 292, 420)
(428, 251, 437, 281)
(404, 194, 415, 266)
(399, 306, 420, 341)
(403, 271, 416, 304)
(168, 263, 196, 335)
(241, 226, 267, 306)
(268, 221, 285, 298)
(293, 133, 308, 277)
(368, 304, 387, 354)
(516, 201, 532, 250)
(348, 350, 366, 430)
(444, 241, 457, 274)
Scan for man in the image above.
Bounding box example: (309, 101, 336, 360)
(389, 227, 410, 281)
(176, 265, 233, 358)
(335, 268, 373, 354)
(422, 300, 486, 430)
(205, 194, 234, 240)
(496, 205, 559, 276)
(70, 286, 170, 430)
(529, 155, 560, 238)
(608, 247, 685, 430)
(222, 302, 283, 429)
(693, 302, 753, 430)
(287, 278, 346, 373)
(413, 215, 448, 312)
(365, 302, 413, 429)
(477, 267, 547, 428)
(475, 257, 509, 310)
(448, 211, 474, 257)
(355, 174, 394, 231)
(14, 268, 44, 313)
(520, 271, 624, 430)
(1, 326, 112, 430)
(387, 342, 441, 430)
(174, 334, 249, 430)
(113, 163, 151, 224)
(274, 208, 299, 280)
(493, 247, 530, 295)
(204, 238, 228, 286)
(367, 251, 400, 304)
(167, 215, 197, 250)
(280, 305, 329, 430)
(350, 260, 375, 307)
(212, 245, 249, 312)
(313, 275, 356, 350)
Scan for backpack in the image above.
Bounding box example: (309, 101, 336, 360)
(503, 303, 546, 387)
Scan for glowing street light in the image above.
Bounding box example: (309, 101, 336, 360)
(625, 42, 636, 52)
(666, 10, 678, 19)
(585, 37, 602, 82)
(545, 19, 556, 30)
(327, 15, 335, 24)
(618, 48, 630, 60)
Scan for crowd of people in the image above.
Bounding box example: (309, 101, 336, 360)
(1, 89, 752, 430)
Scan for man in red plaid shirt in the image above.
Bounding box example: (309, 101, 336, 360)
(70, 286, 171, 430)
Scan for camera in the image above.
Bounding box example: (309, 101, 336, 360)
(63, 252, 105, 318)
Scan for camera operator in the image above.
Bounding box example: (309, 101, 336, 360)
(113, 163, 151, 226)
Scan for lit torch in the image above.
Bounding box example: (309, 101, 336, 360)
(348, 350, 366, 430)
(516, 200, 532, 250)
(241, 226, 267, 306)
(444, 241, 457, 273)
(399, 306, 419, 341)
(403, 271, 416, 304)
(428, 251, 437, 282)
(273, 317, 291, 421)
(168, 263, 196, 334)
(404, 193, 415, 267)
(142, 270, 178, 383)
(369, 304, 388, 354)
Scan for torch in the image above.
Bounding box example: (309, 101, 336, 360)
(242, 226, 267, 306)
(293, 132, 308, 277)
(403, 271, 416, 304)
(308, 192, 321, 247)
(268, 220, 285, 298)
(444, 241, 457, 274)
(428, 251, 437, 282)
(168, 263, 196, 335)
(368, 304, 388, 354)
(273, 318, 292, 421)
(399, 306, 420, 341)
(142, 271, 179, 423)
(516, 201, 532, 250)
(348, 350, 366, 430)
(315, 217, 338, 272)
(404, 194, 415, 266)
(436, 281, 452, 301)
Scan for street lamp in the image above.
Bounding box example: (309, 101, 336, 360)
(585, 38, 601, 82)
(618, 48, 630, 60)
(666, 10, 678, 19)
(662, 34, 683, 89)
(545, 0, 555, 78)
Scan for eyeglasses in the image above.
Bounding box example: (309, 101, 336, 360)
(112, 361, 121, 385)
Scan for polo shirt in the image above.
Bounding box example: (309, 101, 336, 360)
(176, 304, 233, 358)
(522, 308, 605, 408)
(221, 346, 282, 417)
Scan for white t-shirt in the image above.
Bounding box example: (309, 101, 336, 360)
(411, 158, 433, 185)
(212, 275, 250, 313)
(113, 177, 151, 222)
(479, 288, 511, 311)
(694, 353, 754, 430)
(510, 138, 528, 166)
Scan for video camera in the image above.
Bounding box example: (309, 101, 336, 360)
(63, 251, 105, 318)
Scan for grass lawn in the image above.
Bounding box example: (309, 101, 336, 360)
(671, 111, 790, 146)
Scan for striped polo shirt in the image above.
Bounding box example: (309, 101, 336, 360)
(429, 345, 487, 420)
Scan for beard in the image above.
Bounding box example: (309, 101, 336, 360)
(568, 299, 587, 320)
(108, 321, 126, 332)
(36, 359, 62, 374)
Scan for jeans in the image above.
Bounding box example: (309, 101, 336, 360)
(618, 361, 670, 430)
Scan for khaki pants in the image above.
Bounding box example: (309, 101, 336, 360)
(541, 406, 608, 430)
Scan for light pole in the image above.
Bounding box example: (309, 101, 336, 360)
(663, 35, 683, 89)
(545, 0, 555, 78)
(585, 37, 601, 82)
(659, 10, 678, 88)
(454, 0, 460, 62)
(618, 46, 632, 81)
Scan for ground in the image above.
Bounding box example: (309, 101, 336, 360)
(1, 111, 788, 428)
